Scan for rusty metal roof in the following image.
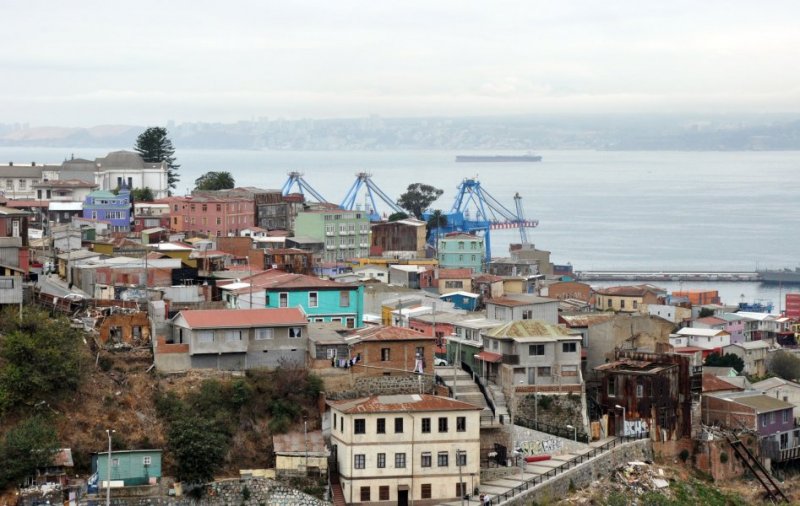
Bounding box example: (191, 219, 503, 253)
(328, 394, 481, 414)
(484, 320, 574, 339)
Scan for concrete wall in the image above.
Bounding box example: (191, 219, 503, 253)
(496, 439, 653, 505)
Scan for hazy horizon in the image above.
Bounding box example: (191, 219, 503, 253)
(3, 1, 800, 127)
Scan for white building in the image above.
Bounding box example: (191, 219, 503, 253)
(670, 327, 730, 351)
(328, 394, 481, 505)
(722, 341, 772, 377)
(94, 151, 169, 199)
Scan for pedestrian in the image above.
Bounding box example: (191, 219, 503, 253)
(479, 494, 485, 504)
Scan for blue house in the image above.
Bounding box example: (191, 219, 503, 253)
(83, 186, 132, 233)
(92, 449, 162, 487)
(220, 270, 365, 328)
(439, 290, 480, 311)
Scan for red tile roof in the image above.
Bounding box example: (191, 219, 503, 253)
(438, 268, 472, 279)
(475, 351, 502, 363)
(694, 316, 727, 326)
(328, 394, 481, 414)
(176, 308, 307, 328)
(347, 326, 435, 342)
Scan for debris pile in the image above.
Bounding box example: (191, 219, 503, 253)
(564, 461, 673, 505)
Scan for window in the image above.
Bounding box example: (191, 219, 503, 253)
(279, 292, 288, 307)
(770, 412, 776, 424)
(457, 416, 466, 432)
(762, 414, 768, 427)
(636, 383, 644, 398)
(340, 417, 343, 432)
(289, 327, 302, 338)
(437, 451, 449, 466)
(456, 450, 467, 466)
(339, 290, 350, 307)
(784, 410, 790, 423)
(438, 417, 448, 433)
(421, 417, 431, 433)
(255, 328, 273, 340)
(0, 278, 13, 289)
(608, 377, 617, 397)
(607, 299, 612, 308)
(421, 484, 432, 499)
(379, 486, 389, 501)
(633, 301, 639, 309)
(354, 454, 365, 469)
(225, 329, 242, 341)
(529, 344, 545, 356)
(309, 292, 318, 308)
(456, 483, 466, 497)
(354, 419, 366, 434)
(538, 366, 551, 377)
(111, 458, 120, 467)
(377, 418, 386, 434)
(346, 317, 355, 329)
(395, 452, 406, 468)
(395, 417, 403, 433)
(445, 280, 464, 289)
(562, 342, 577, 353)
(196, 330, 214, 343)
(381, 348, 391, 361)
(333, 413, 337, 429)
(522, 309, 532, 319)
(458, 241, 465, 250)
(18, 179, 26, 190)
(620, 299, 626, 309)
(143, 456, 152, 465)
(216, 217, 222, 225)
(562, 365, 578, 377)
(377, 453, 386, 468)
(360, 487, 370, 501)
(421, 452, 432, 467)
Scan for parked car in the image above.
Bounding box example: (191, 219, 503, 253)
(434, 357, 448, 366)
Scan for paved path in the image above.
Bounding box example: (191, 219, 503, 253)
(438, 437, 617, 505)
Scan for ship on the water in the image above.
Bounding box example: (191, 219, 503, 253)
(455, 153, 542, 163)
(759, 268, 800, 284)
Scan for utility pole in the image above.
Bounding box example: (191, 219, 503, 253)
(106, 428, 115, 506)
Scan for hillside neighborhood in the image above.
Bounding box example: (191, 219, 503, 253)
(2, 148, 800, 506)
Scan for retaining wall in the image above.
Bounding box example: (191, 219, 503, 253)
(497, 439, 653, 505)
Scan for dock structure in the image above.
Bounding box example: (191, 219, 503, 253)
(575, 271, 760, 283)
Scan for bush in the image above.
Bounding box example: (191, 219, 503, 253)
(679, 449, 690, 462)
(769, 350, 800, 381)
(98, 355, 113, 372)
(538, 395, 554, 410)
(0, 416, 59, 488)
(720, 451, 729, 464)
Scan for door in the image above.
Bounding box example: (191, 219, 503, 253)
(397, 490, 408, 506)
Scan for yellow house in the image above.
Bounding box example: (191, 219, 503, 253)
(273, 430, 329, 477)
(594, 285, 663, 313)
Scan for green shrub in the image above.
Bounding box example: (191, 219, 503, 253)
(679, 449, 690, 462)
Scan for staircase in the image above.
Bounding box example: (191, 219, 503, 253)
(435, 366, 491, 414)
(726, 434, 789, 503)
(331, 480, 346, 506)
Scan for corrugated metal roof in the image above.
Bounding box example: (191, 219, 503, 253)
(176, 308, 307, 328)
(328, 394, 481, 414)
(346, 325, 435, 342)
(484, 320, 574, 339)
(560, 313, 615, 327)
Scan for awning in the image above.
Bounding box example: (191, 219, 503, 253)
(474, 351, 502, 363)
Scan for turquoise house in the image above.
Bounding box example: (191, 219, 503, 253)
(93, 450, 162, 486)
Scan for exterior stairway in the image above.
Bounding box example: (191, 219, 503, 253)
(331, 481, 346, 506)
(435, 366, 490, 413)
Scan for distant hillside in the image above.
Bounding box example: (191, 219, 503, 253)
(0, 125, 142, 147)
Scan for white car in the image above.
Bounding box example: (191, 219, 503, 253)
(434, 357, 449, 366)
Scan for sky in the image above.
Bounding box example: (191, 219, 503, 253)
(3, 0, 800, 126)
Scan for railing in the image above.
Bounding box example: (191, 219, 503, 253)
(461, 361, 496, 417)
(514, 416, 590, 444)
(486, 432, 650, 505)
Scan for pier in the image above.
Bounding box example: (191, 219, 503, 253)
(575, 270, 761, 283)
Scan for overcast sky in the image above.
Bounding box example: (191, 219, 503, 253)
(3, 0, 800, 126)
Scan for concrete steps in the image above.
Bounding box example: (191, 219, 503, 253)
(435, 366, 490, 411)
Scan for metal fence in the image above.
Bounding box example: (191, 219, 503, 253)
(485, 432, 650, 505)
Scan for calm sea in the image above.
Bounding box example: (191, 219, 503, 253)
(3, 147, 799, 307)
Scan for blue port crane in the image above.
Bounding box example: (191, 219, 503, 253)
(426, 177, 538, 261)
(340, 172, 404, 222)
(281, 171, 328, 202)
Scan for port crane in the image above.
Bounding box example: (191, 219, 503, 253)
(426, 177, 538, 261)
(280, 171, 328, 202)
(340, 172, 405, 222)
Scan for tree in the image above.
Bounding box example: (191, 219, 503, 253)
(769, 350, 800, 381)
(168, 415, 228, 484)
(194, 171, 235, 191)
(704, 352, 745, 374)
(131, 187, 155, 202)
(387, 211, 409, 222)
(0, 308, 87, 414)
(0, 416, 59, 488)
(698, 307, 715, 318)
(134, 127, 180, 195)
(426, 209, 448, 241)
(397, 183, 443, 219)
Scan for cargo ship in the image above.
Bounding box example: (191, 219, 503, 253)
(455, 153, 542, 163)
(759, 268, 800, 285)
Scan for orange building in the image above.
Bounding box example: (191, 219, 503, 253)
(672, 290, 720, 306)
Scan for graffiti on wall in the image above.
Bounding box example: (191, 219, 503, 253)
(624, 419, 648, 436)
(517, 438, 563, 456)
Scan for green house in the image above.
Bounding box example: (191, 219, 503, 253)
(93, 450, 162, 486)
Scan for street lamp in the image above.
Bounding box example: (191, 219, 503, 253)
(566, 424, 577, 442)
(614, 404, 626, 437)
(304, 416, 309, 473)
(105, 429, 115, 506)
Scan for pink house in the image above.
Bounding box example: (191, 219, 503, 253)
(162, 195, 254, 237)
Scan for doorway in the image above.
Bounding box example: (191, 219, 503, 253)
(397, 490, 408, 506)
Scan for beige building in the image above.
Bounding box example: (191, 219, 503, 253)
(594, 285, 664, 313)
(328, 394, 481, 505)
